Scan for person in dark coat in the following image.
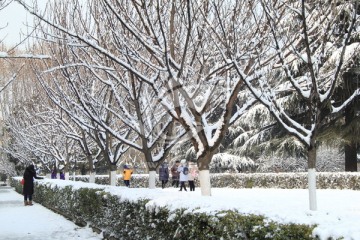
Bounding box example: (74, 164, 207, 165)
(22, 164, 43, 206)
(51, 169, 57, 179)
(59, 171, 65, 180)
(159, 162, 169, 189)
(170, 160, 180, 188)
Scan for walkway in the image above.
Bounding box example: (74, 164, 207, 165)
(0, 184, 102, 240)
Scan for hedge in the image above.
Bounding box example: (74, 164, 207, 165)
(72, 172, 360, 190)
(11, 178, 322, 240)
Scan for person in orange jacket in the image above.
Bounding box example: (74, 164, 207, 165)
(123, 165, 133, 187)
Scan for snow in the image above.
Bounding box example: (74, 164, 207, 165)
(0, 52, 8, 57)
(7, 178, 359, 240)
(0, 185, 102, 240)
(0, 52, 50, 59)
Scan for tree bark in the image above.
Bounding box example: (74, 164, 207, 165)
(345, 104, 358, 171)
(64, 172, 70, 180)
(197, 151, 214, 196)
(199, 170, 211, 196)
(148, 170, 156, 189)
(87, 155, 96, 183)
(89, 172, 96, 183)
(307, 145, 317, 211)
(109, 164, 117, 186)
(345, 143, 358, 171)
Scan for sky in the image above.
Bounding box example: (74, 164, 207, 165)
(3, 177, 360, 240)
(0, 1, 30, 46)
(0, 1, 47, 47)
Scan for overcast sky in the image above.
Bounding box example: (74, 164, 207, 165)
(0, 1, 31, 46)
(0, 1, 48, 47)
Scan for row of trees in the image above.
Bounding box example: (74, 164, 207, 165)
(0, 0, 359, 210)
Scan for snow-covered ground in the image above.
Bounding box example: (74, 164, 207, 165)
(0, 185, 102, 240)
(55, 179, 360, 240)
(2, 179, 360, 240)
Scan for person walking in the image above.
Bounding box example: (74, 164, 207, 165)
(123, 165, 133, 187)
(22, 164, 43, 206)
(159, 162, 169, 189)
(188, 163, 199, 191)
(170, 160, 180, 188)
(51, 169, 57, 179)
(177, 160, 188, 192)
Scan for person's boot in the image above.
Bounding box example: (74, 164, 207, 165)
(24, 201, 28, 206)
(28, 201, 33, 206)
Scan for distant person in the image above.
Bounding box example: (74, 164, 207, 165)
(22, 164, 43, 206)
(123, 165, 133, 187)
(60, 171, 65, 180)
(159, 162, 169, 189)
(188, 163, 199, 191)
(177, 160, 188, 192)
(170, 160, 180, 188)
(51, 169, 57, 179)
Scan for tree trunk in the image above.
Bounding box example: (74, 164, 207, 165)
(146, 159, 161, 189)
(307, 145, 317, 211)
(345, 143, 358, 171)
(148, 170, 156, 189)
(199, 170, 211, 196)
(197, 151, 214, 196)
(88, 155, 96, 183)
(345, 105, 358, 171)
(109, 164, 117, 186)
(63, 162, 69, 179)
(89, 172, 96, 183)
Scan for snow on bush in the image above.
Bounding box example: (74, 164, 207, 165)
(256, 147, 345, 173)
(10, 178, 317, 239)
(211, 153, 258, 173)
(69, 172, 360, 190)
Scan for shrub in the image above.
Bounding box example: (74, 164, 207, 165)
(10, 178, 323, 240)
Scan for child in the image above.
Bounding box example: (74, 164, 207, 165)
(123, 165, 133, 187)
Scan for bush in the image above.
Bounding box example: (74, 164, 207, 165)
(72, 172, 360, 190)
(10, 178, 323, 240)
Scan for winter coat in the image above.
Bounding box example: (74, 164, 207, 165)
(123, 169, 133, 181)
(188, 166, 199, 181)
(171, 164, 179, 179)
(159, 163, 169, 181)
(177, 165, 189, 182)
(22, 165, 43, 196)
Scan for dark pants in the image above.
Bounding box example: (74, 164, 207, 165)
(189, 180, 195, 191)
(179, 181, 187, 191)
(161, 180, 168, 189)
(124, 180, 130, 187)
(172, 178, 179, 188)
(24, 195, 32, 201)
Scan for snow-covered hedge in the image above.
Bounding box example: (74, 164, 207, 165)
(71, 172, 360, 190)
(211, 172, 360, 189)
(11, 178, 317, 240)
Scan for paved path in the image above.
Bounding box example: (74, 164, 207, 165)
(0, 185, 102, 240)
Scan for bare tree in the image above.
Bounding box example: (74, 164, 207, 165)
(17, 0, 188, 188)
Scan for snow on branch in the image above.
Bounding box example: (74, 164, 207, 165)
(0, 52, 50, 59)
(332, 88, 360, 113)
